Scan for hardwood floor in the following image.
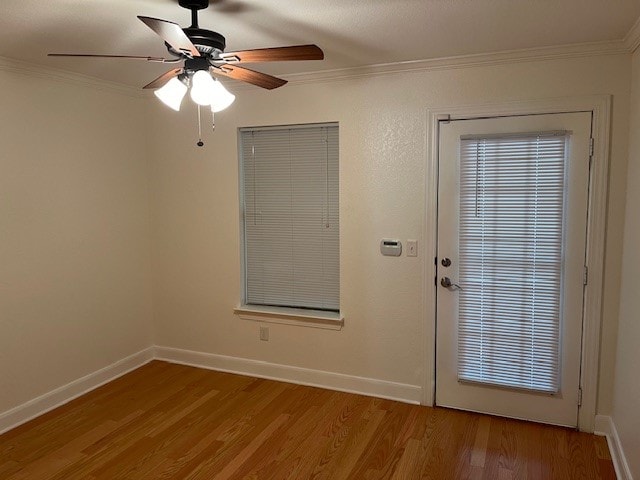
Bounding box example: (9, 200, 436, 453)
(0, 361, 615, 479)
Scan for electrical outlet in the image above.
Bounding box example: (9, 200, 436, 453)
(259, 326, 269, 341)
(407, 239, 418, 257)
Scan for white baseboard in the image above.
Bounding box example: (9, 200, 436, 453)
(154, 346, 423, 405)
(0, 347, 154, 435)
(0, 345, 421, 437)
(594, 415, 634, 480)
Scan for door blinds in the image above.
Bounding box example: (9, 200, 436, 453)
(457, 132, 568, 393)
(240, 124, 339, 312)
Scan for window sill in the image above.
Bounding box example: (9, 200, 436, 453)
(234, 305, 344, 330)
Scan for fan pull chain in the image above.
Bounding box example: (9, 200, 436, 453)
(211, 110, 216, 132)
(196, 105, 204, 147)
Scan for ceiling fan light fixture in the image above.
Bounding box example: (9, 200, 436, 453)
(210, 79, 235, 112)
(154, 77, 188, 111)
(190, 70, 216, 106)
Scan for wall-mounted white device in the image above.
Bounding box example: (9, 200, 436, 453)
(380, 239, 402, 256)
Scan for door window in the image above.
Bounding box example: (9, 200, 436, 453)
(457, 133, 567, 393)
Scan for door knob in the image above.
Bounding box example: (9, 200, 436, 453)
(441, 277, 463, 290)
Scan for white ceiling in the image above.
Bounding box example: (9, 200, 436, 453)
(1, 0, 639, 88)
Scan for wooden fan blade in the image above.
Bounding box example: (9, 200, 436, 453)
(138, 16, 200, 57)
(213, 65, 287, 90)
(48, 53, 171, 63)
(143, 68, 183, 90)
(220, 44, 324, 63)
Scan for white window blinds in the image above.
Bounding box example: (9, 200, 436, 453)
(457, 132, 567, 393)
(240, 123, 339, 312)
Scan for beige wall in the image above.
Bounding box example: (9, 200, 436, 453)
(612, 49, 640, 478)
(0, 68, 154, 413)
(148, 54, 631, 414)
(0, 52, 631, 425)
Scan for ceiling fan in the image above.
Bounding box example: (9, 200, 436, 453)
(49, 0, 324, 115)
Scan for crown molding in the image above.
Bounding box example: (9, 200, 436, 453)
(1, 38, 634, 96)
(281, 40, 630, 87)
(0, 55, 144, 98)
(624, 16, 640, 53)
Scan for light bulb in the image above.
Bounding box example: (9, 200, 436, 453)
(210, 79, 235, 112)
(190, 70, 215, 106)
(154, 77, 187, 111)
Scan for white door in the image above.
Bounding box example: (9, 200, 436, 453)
(435, 112, 591, 427)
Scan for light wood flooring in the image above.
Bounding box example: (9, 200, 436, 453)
(0, 361, 615, 479)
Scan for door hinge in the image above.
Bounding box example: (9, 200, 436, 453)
(589, 137, 595, 158)
(578, 388, 583, 407)
(583, 265, 589, 286)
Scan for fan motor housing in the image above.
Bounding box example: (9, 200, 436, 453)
(165, 28, 226, 57)
(186, 27, 226, 54)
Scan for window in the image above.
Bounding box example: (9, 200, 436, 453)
(457, 132, 567, 393)
(239, 123, 339, 318)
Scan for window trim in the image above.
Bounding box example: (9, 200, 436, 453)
(237, 122, 341, 325)
(233, 305, 344, 330)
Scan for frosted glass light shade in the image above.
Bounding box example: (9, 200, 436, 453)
(154, 78, 187, 111)
(210, 80, 235, 112)
(190, 70, 216, 106)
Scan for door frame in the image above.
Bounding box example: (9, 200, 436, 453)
(423, 95, 612, 432)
